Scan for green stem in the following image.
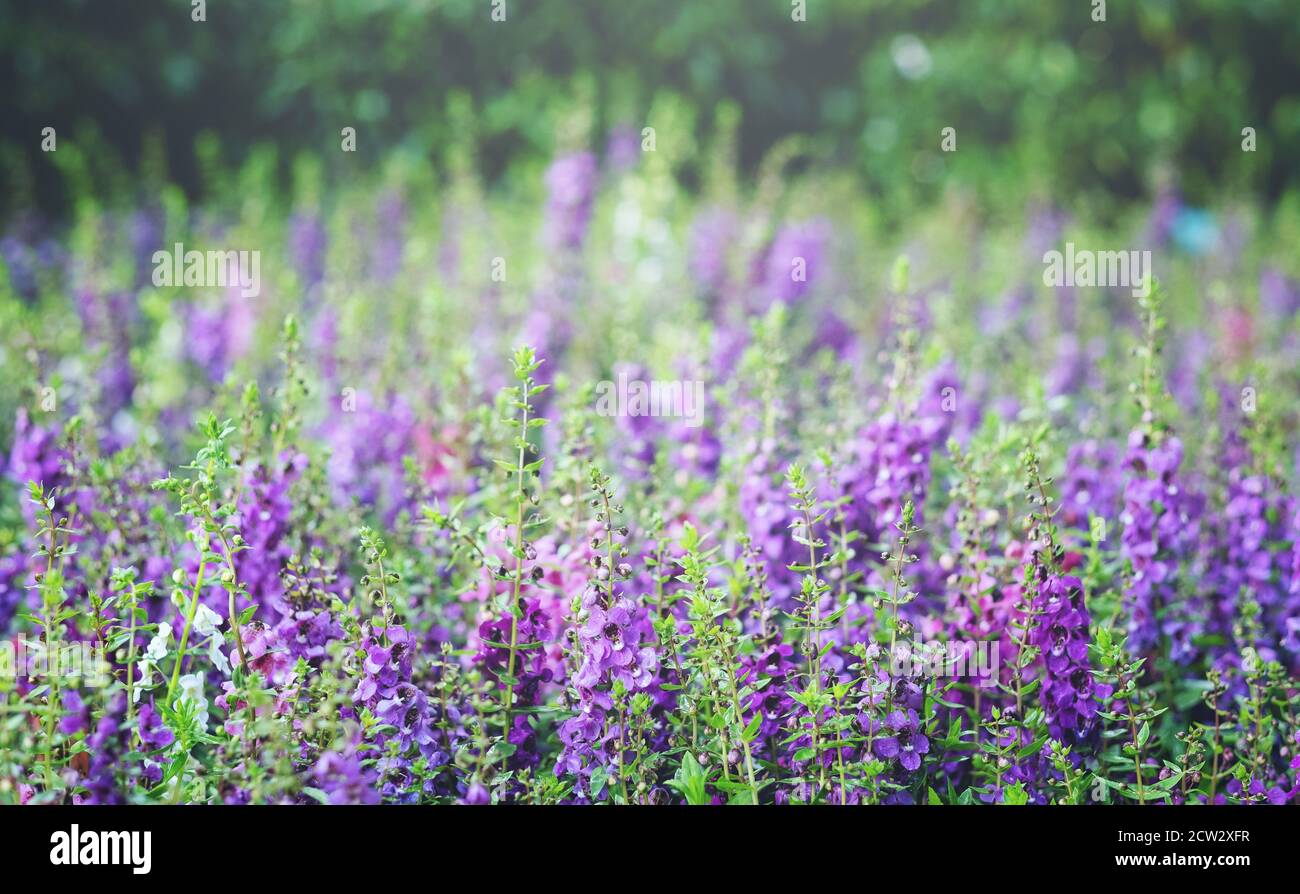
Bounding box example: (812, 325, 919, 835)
(210, 523, 250, 672)
(41, 516, 59, 791)
(1129, 713, 1146, 805)
(722, 637, 760, 805)
(169, 557, 208, 700)
(616, 704, 630, 804)
(800, 503, 826, 798)
(501, 400, 529, 748)
(126, 584, 139, 734)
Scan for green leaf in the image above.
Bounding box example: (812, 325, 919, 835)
(667, 752, 710, 805)
(1001, 782, 1030, 805)
(1016, 735, 1048, 759)
(301, 786, 331, 804)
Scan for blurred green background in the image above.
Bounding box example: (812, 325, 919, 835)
(3, 0, 1298, 218)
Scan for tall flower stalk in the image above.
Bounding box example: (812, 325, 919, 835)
(494, 346, 548, 749)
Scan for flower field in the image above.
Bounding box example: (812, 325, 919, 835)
(2, 141, 1297, 806)
(1, 2, 1298, 811)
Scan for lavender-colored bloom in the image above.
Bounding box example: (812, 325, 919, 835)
(737, 442, 803, 604)
(129, 207, 164, 287)
(348, 623, 444, 800)
(1120, 430, 1198, 657)
(289, 209, 327, 288)
(1260, 268, 1300, 321)
(1289, 504, 1300, 621)
(58, 689, 89, 737)
(222, 453, 307, 621)
(834, 412, 934, 601)
(309, 307, 340, 384)
(1033, 573, 1112, 742)
(376, 682, 437, 754)
(1058, 439, 1121, 540)
(8, 408, 72, 523)
(1165, 328, 1213, 413)
(1, 233, 43, 300)
(0, 550, 27, 632)
(604, 124, 641, 173)
(669, 417, 722, 483)
(371, 190, 406, 281)
(476, 598, 554, 768)
(978, 285, 1032, 338)
(1023, 202, 1069, 260)
(555, 567, 657, 797)
(241, 620, 295, 685)
(872, 708, 930, 772)
(320, 391, 418, 524)
(1047, 333, 1087, 398)
(1204, 430, 1295, 666)
(181, 289, 256, 382)
(1143, 186, 1182, 249)
(80, 706, 128, 804)
(736, 636, 796, 759)
(138, 701, 175, 751)
(543, 152, 598, 252)
(761, 219, 831, 308)
(1, 216, 65, 301)
(918, 360, 974, 446)
(313, 733, 381, 805)
(460, 780, 490, 805)
(688, 208, 738, 297)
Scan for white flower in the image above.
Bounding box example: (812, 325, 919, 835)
(194, 603, 224, 638)
(208, 637, 231, 676)
(146, 623, 172, 661)
(175, 672, 209, 727)
(134, 660, 154, 703)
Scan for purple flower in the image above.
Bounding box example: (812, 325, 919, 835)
(555, 557, 658, 797)
(1120, 430, 1198, 656)
(371, 191, 406, 281)
(138, 701, 175, 751)
(760, 219, 831, 308)
(0, 550, 27, 632)
(475, 599, 554, 769)
(872, 708, 930, 772)
(543, 152, 597, 252)
(1059, 439, 1121, 539)
(738, 442, 803, 604)
(1032, 574, 1112, 742)
(688, 208, 738, 296)
(460, 780, 491, 805)
(737, 635, 796, 760)
(181, 292, 256, 382)
(320, 391, 419, 524)
(604, 124, 641, 173)
(313, 733, 381, 805)
(289, 209, 327, 288)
